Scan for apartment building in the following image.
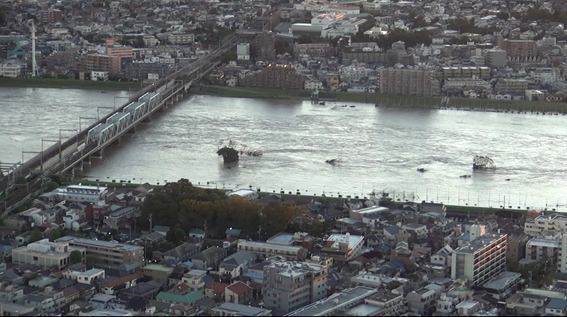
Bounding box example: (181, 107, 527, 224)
(38, 9, 63, 24)
(56, 237, 143, 265)
(320, 233, 364, 262)
(167, 33, 195, 45)
(364, 291, 405, 316)
(497, 38, 538, 59)
(12, 239, 86, 269)
(406, 286, 438, 316)
(349, 206, 389, 221)
(486, 48, 507, 68)
(237, 43, 251, 60)
(182, 269, 207, 292)
(451, 231, 507, 286)
(240, 64, 304, 90)
(438, 66, 491, 81)
(123, 61, 176, 81)
(254, 31, 276, 61)
(263, 260, 328, 313)
(75, 54, 121, 76)
(106, 45, 133, 60)
(526, 238, 559, 264)
(342, 47, 388, 64)
(379, 68, 440, 96)
(494, 78, 528, 94)
(0, 63, 21, 78)
(507, 234, 530, 262)
(57, 185, 108, 202)
(142, 265, 174, 286)
(525, 214, 567, 236)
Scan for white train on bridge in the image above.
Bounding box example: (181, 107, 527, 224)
(86, 92, 162, 147)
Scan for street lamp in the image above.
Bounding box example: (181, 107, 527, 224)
(97, 106, 114, 121)
(113, 96, 129, 110)
(79, 117, 97, 132)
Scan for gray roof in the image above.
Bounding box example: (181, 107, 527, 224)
(216, 303, 269, 316)
(192, 247, 226, 262)
(221, 251, 255, 267)
(385, 225, 400, 235)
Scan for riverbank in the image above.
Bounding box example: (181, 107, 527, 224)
(0, 78, 148, 91)
(71, 178, 528, 217)
(193, 85, 567, 113)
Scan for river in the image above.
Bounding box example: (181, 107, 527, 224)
(1, 87, 566, 210)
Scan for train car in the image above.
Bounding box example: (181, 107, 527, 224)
(86, 123, 104, 146)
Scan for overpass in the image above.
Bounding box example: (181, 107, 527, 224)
(0, 33, 242, 215)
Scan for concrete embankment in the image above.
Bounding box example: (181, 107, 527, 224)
(191, 85, 567, 114)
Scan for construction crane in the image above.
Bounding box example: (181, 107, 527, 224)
(27, 19, 39, 77)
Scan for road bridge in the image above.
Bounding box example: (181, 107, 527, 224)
(0, 33, 241, 215)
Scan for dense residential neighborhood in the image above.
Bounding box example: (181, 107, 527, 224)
(2, 0, 567, 101)
(0, 178, 565, 316)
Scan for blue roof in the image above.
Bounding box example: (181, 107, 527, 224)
(547, 298, 567, 310)
(166, 259, 181, 265)
(243, 272, 263, 280)
(203, 275, 214, 284)
(386, 260, 404, 269)
(378, 243, 392, 251)
(181, 261, 193, 267)
(458, 232, 470, 241)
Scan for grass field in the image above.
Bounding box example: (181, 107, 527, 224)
(0, 78, 148, 91)
(195, 85, 567, 113)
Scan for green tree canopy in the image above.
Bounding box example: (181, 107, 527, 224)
(30, 228, 43, 243)
(70, 250, 82, 264)
(50, 228, 61, 241)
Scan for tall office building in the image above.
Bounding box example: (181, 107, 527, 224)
(451, 225, 507, 286)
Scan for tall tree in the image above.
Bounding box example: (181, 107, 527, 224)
(70, 250, 82, 264)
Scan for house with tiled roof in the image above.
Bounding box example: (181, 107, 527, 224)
(225, 281, 252, 305)
(171, 282, 191, 295)
(205, 281, 229, 302)
(100, 271, 144, 295)
(191, 247, 228, 271)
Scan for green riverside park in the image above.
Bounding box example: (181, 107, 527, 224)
(68, 179, 529, 218)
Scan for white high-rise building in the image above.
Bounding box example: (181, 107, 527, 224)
(237, 43, 250, 60)
(451, 229, 507, 286)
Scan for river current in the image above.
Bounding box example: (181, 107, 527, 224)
(1, 87, 566, 210)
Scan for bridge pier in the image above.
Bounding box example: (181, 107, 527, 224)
(112, 137, 121, 145)
(127, 126, 136, 134)
(73, 160, 84, 170)
(143, 114, 152, 122)
(92, 148, 104, 158)
(83, 155, 91, 164)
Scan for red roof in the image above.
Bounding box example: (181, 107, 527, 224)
(226, 281, 252, 295)
(174, 283, 190, 292)
(63, 285, 80, 298)
(205, 281, 229, 294)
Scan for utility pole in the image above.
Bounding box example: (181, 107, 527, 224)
(203, 220, 207, 241)
(149, 214, 153, 232)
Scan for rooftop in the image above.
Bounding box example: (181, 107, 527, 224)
(216, 303, 269, 316)
(238, 241, 303, 252)
(483, 271, 522, 291)
(325, 233, 364, 250)
(57, 236, 143, 251)
(527, 238, 559, 248)
(143, 264, 173, 272)
(346, 304, 382, 316)
(454, 233, 506, 255)
(285, 287, 377, 316)
(456, 300, 480, 309)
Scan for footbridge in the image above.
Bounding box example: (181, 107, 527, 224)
(0, 33, 241, 215)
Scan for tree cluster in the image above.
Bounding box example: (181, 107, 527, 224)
(375, 29, 432, 49)
(141, 179, 305, 240)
